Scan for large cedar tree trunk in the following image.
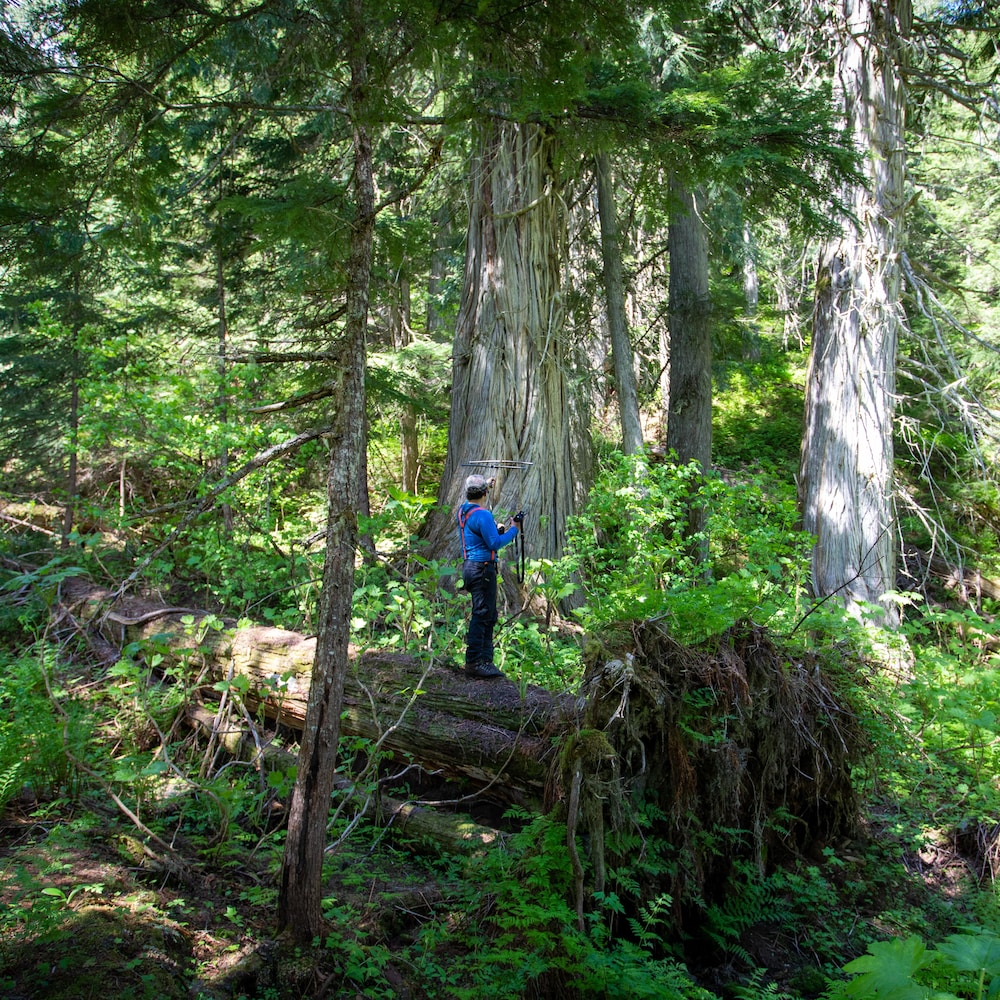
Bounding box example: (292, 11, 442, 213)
(424, 121, 593, 582)
(799, 0, 909, 623)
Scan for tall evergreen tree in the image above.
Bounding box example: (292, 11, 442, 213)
(665, 176, 712, 474)
(277, 0, 376, 943)
(423, 117, 594, 575)
(799, 0, 910, 623)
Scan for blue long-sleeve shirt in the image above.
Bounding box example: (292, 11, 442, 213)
(457, 503, 520, 562)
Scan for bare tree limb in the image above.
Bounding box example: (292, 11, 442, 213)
(111, 425, 331, 599)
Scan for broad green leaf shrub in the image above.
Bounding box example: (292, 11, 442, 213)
(826, 927, 1000, 1000)
(352, 555, 463, 658)
(903, 605, 998, 764)
(867, 603, 1000, 863)
(556, 452, 814, 641)
(368, 486, 440, 557)
(494, 615, 583, 690)
(157, 467, 328, 630)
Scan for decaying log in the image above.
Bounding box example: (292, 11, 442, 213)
(56, 576, 870, 917)
(900, 542, 1000, 604)
(183, 704, 503, 855)
(64, 580, 576, 808)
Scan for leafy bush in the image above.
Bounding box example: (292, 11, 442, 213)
(827, 927, 1000, 1000)
(554, 452, 814, 641)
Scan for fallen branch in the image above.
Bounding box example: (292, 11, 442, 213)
(183, 704, 503, 855)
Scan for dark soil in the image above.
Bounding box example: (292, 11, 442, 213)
(0, 790, 453, 1000)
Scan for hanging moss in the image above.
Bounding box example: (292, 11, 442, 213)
(559, 728, 616, 776)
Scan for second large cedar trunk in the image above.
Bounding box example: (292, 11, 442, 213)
(423, 121, 593, 596)
(799, 0, 909, 624)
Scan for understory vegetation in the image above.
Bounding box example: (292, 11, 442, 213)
(3, 355, 1000, 999)
(3, 0, 1000, 995)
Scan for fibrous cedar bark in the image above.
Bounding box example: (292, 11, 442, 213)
(799, 0, 910, 624)
(423, 120, 593, 585)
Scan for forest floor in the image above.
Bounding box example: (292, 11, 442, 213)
(1, 560, 994, 998)
(0, 779, 987, 1000)
(0, 783, 459, 1000)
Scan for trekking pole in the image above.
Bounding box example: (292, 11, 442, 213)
(516, 510, 526, 583)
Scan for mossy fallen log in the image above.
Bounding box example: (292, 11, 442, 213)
(58, 577, 869, 918)
(184, 704, 503, 855)
(64, 580, 572, 808)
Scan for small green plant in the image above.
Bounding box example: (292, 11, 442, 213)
(703, 858, 790, 966)
(351, 546, 465, 659)
(320, 898, 394, 998)
(827, 927, 1000, 1000)
(407, 812, 713, 1000)
(39, 880, 105, 909)
(0, 649, 96, 808)
(494, 613, 584, 689)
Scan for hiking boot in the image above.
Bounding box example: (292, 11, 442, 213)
(464, 661, 504, 679)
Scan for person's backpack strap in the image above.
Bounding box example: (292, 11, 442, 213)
(457, 504, 484, 560)
(458, 504, 496, 562)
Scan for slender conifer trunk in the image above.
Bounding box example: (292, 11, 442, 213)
(596, 151, 643, 456)
(665, 178, 712, 473)
(277, 0, 374, 942)
(665, 177, 712, 564)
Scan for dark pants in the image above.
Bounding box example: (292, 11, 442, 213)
(463, 560, 498, 667)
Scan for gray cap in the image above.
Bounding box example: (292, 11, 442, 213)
(465, 474, 489, 494)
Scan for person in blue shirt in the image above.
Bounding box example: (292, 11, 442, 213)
(456, 473, 523, 679)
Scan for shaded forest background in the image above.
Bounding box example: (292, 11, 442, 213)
(3, 0, 1000, 998)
